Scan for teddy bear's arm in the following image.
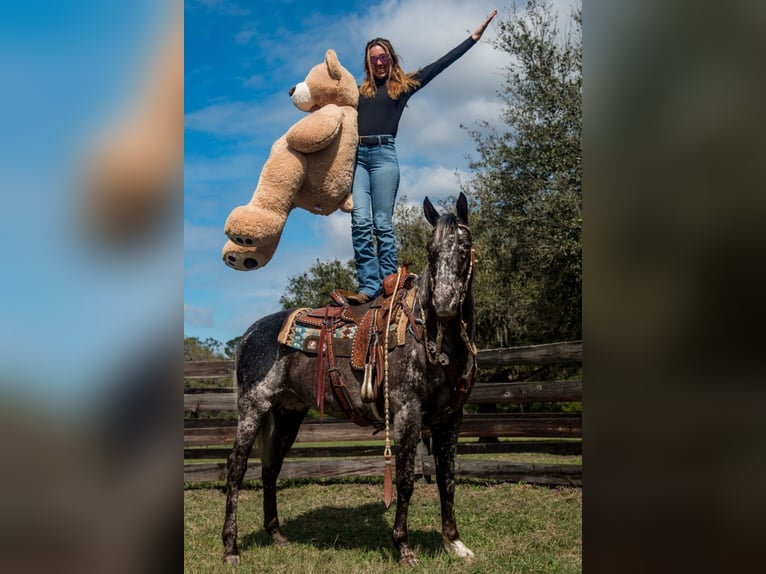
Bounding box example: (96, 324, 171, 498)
(286, 104, 345, 153)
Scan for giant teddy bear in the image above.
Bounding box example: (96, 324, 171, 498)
(222, 49, 358, 271)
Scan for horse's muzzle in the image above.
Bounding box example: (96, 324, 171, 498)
(433, 288, 459, 318)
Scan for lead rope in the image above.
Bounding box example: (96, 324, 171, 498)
(382, 266, 403, 509)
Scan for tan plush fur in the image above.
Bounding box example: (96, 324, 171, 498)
(222, 49, 358, 271)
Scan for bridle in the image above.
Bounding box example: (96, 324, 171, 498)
(417, 222, 478, 425)
(420, 223, 478, 366)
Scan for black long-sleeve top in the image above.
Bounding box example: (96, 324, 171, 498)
(357, 36, 477, 138)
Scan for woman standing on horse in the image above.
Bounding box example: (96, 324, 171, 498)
(346, 9, 497, 305)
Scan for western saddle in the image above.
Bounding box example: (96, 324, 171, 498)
(278, 266, 421, 427)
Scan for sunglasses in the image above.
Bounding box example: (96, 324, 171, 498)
(370, 54, 390, 66)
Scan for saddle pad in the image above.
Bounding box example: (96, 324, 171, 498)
(278, 309, 357, 354)
(277, 305, 409, 359)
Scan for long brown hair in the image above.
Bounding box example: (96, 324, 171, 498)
(359, 37, 420, 100)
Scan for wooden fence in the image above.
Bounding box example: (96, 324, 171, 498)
(184, 341, 582, 487)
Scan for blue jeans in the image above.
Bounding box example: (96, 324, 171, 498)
(351, 140, 400, 298)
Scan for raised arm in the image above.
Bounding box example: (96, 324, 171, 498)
(409, 9, 499, 93)
(472, 9, 498, 41)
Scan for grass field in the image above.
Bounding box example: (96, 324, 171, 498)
(185, 479, 581, 573)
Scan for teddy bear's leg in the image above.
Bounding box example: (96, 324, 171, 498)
(221, 238, 281, 271)
(224, 206, 289, 250)
(224, 143, 306, 249)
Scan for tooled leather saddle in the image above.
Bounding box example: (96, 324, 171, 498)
(277, 268, 422, 426)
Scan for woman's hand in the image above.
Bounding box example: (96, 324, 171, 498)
(472, 9, 498, 41)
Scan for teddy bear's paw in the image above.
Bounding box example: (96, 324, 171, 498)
(222, 239, 279, 271)
(223, 251, 261, 271)
(226, 233, 258, 247)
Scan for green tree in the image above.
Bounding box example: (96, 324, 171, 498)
(223, 337, 241, 359)
(465, 0, 582, 349)
(279, 258, 358, 309)
(184, 336, 223, 361)
(184, 336, 229, 397)
(393, 195, 432, 274)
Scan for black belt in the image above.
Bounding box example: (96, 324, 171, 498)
(359, 135, 394, 146)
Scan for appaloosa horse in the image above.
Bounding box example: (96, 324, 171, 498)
(222, 192, 477, 567)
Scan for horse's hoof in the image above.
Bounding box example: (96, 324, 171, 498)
(443, 537, 475, 563)
(271, 532, 291, 547)
(398, 553, 421, 568)
(222, 554, 240, 565)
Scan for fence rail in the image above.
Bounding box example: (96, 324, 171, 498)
(184, 379, 583, 412)
(184, 340, 582, 486)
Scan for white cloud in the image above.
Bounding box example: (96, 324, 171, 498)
(234, 25, 259, 45)
(242, 73, 266, 89)
(183, 150, 266, 186)
(184, 221, 224, 253)
(185, 97, 301, 138)
(184, 304, 214, 328)
(399, 164, 469, 206)
(190, 0, 251, 17)
(309, 211, 355, 263)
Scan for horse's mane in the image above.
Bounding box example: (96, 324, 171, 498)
(432, 213, 461, 246)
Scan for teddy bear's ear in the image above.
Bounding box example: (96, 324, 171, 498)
(325, 49, 343, 81)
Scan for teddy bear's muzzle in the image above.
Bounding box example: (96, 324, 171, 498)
(290, 81, 315, 112)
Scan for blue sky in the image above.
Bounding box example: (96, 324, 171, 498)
(184, 0, 510, 347)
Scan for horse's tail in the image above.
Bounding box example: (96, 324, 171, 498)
(253, 409, 275, 464)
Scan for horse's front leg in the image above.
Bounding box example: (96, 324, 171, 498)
(392, 404, 423, 567)
(430, 412, 474, 563)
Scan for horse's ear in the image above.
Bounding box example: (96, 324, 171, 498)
(423, 197, 440, 227)
(456, 192, 469, 225)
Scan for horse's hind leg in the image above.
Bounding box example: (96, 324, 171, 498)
(430, 414, 474, 563)
(260, 404, 308, 546)
(221, 405, 263, 564)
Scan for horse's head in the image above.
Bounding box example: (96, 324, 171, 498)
(422, 192, 475, 320)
